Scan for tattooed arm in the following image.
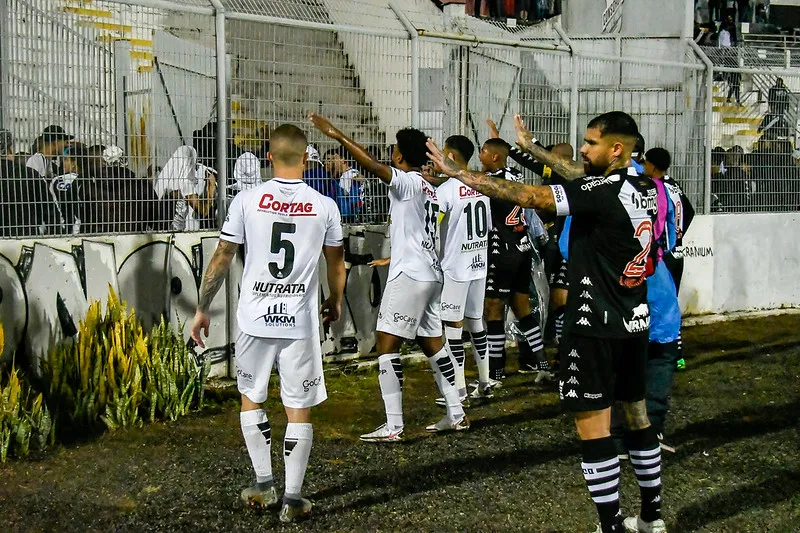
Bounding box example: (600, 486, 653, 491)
(191, 239, 238, 347)
(426, 139, 556, 213)
(513, 115, 585, 181)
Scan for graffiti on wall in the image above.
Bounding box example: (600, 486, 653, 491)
(0, 226, 391, 377)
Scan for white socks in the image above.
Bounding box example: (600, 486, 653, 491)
(240, 409, 273, 484)
(465, 317, 491, 387)
(284, 422, 313, 500)
(429, 347, 465, 420)
(378, 353, 404, 429)
(445, 326, 467, 399)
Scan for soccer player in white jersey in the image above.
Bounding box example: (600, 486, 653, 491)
(309, 112, 468, 442)
(435, 135, 494, 402)
(190, 124, 347, 523)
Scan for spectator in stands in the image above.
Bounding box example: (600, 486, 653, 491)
(56, 143, 90, 234)
(487, 0, 504, 18)
(750, 139, 796, 211)
(154, 146, 217, 231)
(26, 125, 73, 180)
(0, 129, 14, 162)
(229, 152, 263, 199)
(737, 0, 751, 22)
(708, 0, 722, 21)
(517, 0, 532, 21)
(303, 145, 335, 200)
(767, 77, 790, 116)
(0, 144, 57, 237)
(324, 146, 365, 223)
(758, 110, 790, 140)
(715, 145, 751, 211)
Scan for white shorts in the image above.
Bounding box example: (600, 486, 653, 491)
(441, 274, 487, 322)
(377, 272, 442, 339)
(235, 331, 327, 408)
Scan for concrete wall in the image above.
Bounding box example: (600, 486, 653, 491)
(679, 213, 800, 315)
(562, 0, 685, 37)
(0, 227, 392, 377)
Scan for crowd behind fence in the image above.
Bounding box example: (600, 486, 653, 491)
(0, 0, 796, 239)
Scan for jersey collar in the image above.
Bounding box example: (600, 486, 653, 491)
(273, 178, 303, 185)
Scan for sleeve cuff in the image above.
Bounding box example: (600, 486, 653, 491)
(220, 231, 243, 244)
(550, 185, 570, 216)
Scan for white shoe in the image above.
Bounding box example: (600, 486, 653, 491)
(434, 396, 469, 408)
(425, 415, 470, 433)
(469, 377, 503, 389)
(468, 383, 495, 399)
(534, 370, 556, 384)
(359, 423, 403, 443)
(623, 516, 667, 533)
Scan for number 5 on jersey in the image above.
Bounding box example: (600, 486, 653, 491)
(269, 222, 296, 279)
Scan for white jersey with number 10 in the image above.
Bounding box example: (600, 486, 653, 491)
(220, 178, 343, 339)
(437, 179, 490, 282)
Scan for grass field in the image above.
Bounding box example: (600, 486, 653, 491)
(1, 315, 799, 532)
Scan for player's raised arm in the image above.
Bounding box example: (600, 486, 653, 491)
(513, 115, 584, 180)
(426, 139, 556, 213)
(309, 113, 392, 183)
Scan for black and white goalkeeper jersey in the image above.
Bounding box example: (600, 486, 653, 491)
(550, 167, 658, 339)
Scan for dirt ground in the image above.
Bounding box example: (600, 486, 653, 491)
(1, 315, 799, 533)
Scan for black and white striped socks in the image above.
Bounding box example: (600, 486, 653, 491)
(429, 347, 465, 420)
(487, 320, 506, 380)
(581, 437, 623, 533)
(518, 313, 549, 370)
(445, 326, 467, 399)
(625, 428, 663, 523)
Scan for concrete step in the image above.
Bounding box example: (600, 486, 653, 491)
(722, 117, 761, 125)
(736, 129, 763, 136)
(713, 105, 747, 113)
(61, 6, 112, 18)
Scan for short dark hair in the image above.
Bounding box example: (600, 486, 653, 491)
(323, 145, 350, 162)
(444, 135, 475, 163)
(482, 137, 511, 154)
(645, 147, 671, 172)
(587, 111, 640, 140)
(633, 133, 645, 155)
(395, 128, 429, 168)
(270, 124, 308, 165)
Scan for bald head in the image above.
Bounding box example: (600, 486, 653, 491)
(551, 143, 574, 161)
(269, 124, 308, 169)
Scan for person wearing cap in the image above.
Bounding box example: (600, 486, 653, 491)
(303, 145, 337, 201)
(323, 146, 365, 223)
(26, 125, 74, 180)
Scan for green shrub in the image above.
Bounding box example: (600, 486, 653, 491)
(0, 366, 54, 462)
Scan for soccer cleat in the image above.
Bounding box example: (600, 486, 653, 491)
(359, 423, 404, 443)
(240, 484, 280, 510)
(470, 377, 503, 390)
(434, 396, 469, 408)
(675, 358, 686, 371)
(278, 497, 313, 523)
(534, 370, 556, 384)
(425, 415, 470, 433)
(518, 361, 539, 374)
(623, 516, 667, 533)
(468, 383, 495, 400)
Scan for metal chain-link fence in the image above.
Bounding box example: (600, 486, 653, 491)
(2, 0, 787, 239)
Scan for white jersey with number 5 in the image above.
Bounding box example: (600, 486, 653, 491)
(221, 178, 343, 339)
(437, 179, 490, 282)
(387, 168, 443, 283)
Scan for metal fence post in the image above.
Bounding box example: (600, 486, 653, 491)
(688, 39, 714, 215)
(209, 0, 232, 375)
(554, 24, 579, 157)
(390, 2, 419, 128)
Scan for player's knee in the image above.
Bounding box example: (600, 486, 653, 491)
(510, 293, 532, 318)
(464, 317, 484, 333)
(551, 288, 568, 308)
(573, 409, 612, 440)
(376, 331, 403, 355)
(241, 395, 262, 412)
(619, 400, 651, 431)
(417, 335, 445, 357)
(285, 406, 312, 424)
(484, 299, 504, 321)
(444, 319, 464, 329)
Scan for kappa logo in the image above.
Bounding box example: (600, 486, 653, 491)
(580, 277, 593, 286)
(576, 317, 591, 327)
(491, 249, 501, 255)
(580, 290, 593, 299)
(578, 303, 591, 313)
(567, 376, 579, 385)
(568, 362, 579, 372)
(558, 379, 564, 399)
(568, 349, 580, 358)
(565, 389, 579, 399)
